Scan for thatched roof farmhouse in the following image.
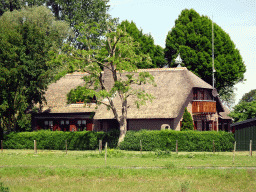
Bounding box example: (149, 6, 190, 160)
(31, 67, 232, 132)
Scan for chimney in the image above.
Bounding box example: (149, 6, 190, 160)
(103, 65, 115, 91)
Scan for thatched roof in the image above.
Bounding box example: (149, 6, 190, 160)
(41, 72, 96, 113)
(219, 105, 232, 120)
(42, 67, 227, 119)
(94, 67, 214, 119)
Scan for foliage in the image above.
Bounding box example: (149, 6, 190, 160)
(181, 107, 194, 131)
(67, 86, 95, 104)
(0, 6, 70, 132)
(119, 130, 235, 152)
(66, 23, 156, 143)
(46, 0, 113, 49)
(219, 86, 236, 110)
(165, 8, 246, 96)
(119, 20, 166, 68)
(1, 0, 114, 50)
(229, 89, 256, 122)
(229, 101, 256, 123)
(239, 89, 256, 103)
(3, 129, 119, 150)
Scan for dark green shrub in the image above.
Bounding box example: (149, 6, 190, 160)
(181, 107, 194, 131)
(3, 130, 119, 150)
(119, 130, 235, 152)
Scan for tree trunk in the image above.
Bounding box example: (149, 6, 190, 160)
(118, 117, 127, 145)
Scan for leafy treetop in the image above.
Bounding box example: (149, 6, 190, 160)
(119, 20, 166, 68)
(229, 89, 256, 122)
(165, 9, 246, 96)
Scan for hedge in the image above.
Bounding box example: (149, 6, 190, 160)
(3, 130, 119, 150)
(119, 130, 235, 152)
(3, 129, 235, 152)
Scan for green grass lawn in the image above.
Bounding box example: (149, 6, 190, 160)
(0, 149, 256, 191)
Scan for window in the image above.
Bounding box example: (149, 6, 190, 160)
(44, 120, 53, 130)
(77, 119, 87, 131)
(193, 88, 213, 101)
(44, 121, 48, 129)
(199, 89, 204, 100)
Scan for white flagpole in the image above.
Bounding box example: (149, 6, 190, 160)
(212, 15, 214, 89)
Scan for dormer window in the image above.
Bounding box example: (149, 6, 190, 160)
(193, 88, 213, 101)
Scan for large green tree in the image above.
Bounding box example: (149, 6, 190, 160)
(165, 9, 246, 96)
(0, 6, 70, 132)
(66, 23, 156, 143)
(46, 0, 113, 49)
(119, 20, 166, 68)
(0, 0, 112, 49)
(229, 89, 256, 122)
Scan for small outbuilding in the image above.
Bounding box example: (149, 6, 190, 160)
(231, 117, 256, 151)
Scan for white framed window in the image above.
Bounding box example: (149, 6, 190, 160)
(77, 120, 81, 125)
(61, 120, 65, 125)
(82, 120, 86, 125)
(66, 120, 69, 125)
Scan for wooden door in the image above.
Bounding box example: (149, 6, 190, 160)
(70, 120, 77, 132)
(53, 120, 59, 131)
(213, 121, 217, 131)
(193, 121, 197, 130)
(86, 120, 93, 131)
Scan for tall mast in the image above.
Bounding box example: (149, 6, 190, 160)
(212, 15, 215, 89)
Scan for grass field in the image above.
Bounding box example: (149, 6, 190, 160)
(0, 149, 256, 191)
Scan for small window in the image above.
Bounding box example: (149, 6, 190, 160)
(66, 120, 69, 125)
(82, 120, 86, 125)
(49, 121, 53, 126)
(61, 120, 64, 125)
(161, 124, 170, 130)
(44, 121, 48, 125)
(77, 120, 81, 125)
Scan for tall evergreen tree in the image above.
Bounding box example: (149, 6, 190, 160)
(181, 108, 194, 131)
(165, 9, 246, 97)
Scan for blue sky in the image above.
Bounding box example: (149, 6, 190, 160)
(108, 0, 256, 105)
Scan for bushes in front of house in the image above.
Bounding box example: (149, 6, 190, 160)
(3, 129, 235, 152)
(3, 130, 119, 150)
(119, 130, 235, 152)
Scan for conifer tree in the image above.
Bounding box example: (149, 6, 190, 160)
(165, 9, 246, 99)
(181, 108, 194, 131)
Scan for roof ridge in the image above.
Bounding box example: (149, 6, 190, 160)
(68, 68, 188, 75)
(137, 67, 187, 72)
(66, 72, 89, 76)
